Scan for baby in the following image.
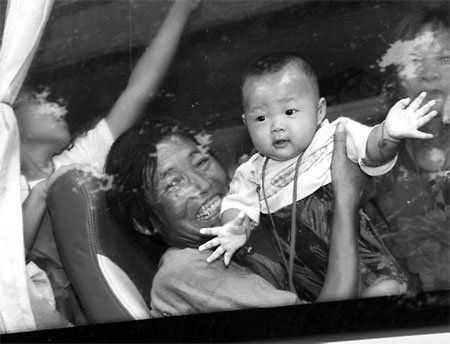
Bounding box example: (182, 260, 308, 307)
(199, 53, 437, 299)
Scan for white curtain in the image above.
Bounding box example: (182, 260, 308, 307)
(0, 0, 54, 333)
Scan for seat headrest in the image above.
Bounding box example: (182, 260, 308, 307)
(47, 169, 166, 324)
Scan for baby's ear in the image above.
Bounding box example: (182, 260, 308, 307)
(317, 97, 327, 124)
(241, 114, 247, 125)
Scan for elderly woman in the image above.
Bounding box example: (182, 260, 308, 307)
(104, 118, 365, 317)
(372, 5, 449, 292)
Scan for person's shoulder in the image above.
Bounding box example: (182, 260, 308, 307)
(153, 248, 227, 292)
(81, 118, 114, 142)
(158, 248, 211, 275)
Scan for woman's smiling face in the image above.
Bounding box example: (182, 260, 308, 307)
(398, 22, 450, 134)
(150, 135, 229, 247)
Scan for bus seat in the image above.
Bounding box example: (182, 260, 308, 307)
(46, 169, 165, 324)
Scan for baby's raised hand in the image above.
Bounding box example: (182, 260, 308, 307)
(384, 92, 438, 140)
(199, 210, 248, 266)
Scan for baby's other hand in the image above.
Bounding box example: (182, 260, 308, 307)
(385, 91, 438, 140)
(199, 210, 248, 266)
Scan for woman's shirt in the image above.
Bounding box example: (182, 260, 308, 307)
(371, 145, 449, 291)
(150, 248, 302, 317)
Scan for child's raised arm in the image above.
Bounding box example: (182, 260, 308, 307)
(364, 91, 437, 166)
(105, 0, 201, 139)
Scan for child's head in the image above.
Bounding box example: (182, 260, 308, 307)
(14, 86, 70, 153)
(241, 53, 326, 161)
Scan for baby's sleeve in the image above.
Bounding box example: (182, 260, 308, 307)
(220, 160, 261, 224)
(340, 118, 397, 176)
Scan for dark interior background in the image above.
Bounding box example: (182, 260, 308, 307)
(1, 0, 447, 149)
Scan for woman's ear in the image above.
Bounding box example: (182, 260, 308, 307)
(241, 114, 247, 125)
(317, 97, 327, 124)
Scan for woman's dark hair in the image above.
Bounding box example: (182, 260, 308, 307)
(14, 85, 68, 109)
(105, 117, 214, 237)
(394, 6, 449, 41)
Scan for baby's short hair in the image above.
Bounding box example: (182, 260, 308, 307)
(242, 53, 320, 98)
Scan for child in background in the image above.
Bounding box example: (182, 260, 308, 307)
(200, 53, 437, 300)
(372, 6, 450, 293)
(17, 0, 201, 324)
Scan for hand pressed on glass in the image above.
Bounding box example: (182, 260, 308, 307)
(199, 210, 249, 266)
(384, 91, 438, 141)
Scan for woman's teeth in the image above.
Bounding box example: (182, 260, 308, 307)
(196, 196, 221, 220)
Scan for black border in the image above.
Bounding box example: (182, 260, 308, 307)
(3, 290, 448, 343)
(3, 1, 449, 343)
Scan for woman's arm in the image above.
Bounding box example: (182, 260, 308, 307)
(105, 0, 201, 138)
(317, 124, 362, 302)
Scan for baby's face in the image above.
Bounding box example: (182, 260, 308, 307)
(242, 64, 324, 161)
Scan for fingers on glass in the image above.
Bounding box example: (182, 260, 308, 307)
(207, 246, 225, 263)
(224, 252, 233, 266)
(418, 111, 438, 127)
(409, 91, 427, 110)
(199, 237, 219, 251)
(415, 100, 437, 118)
(413, 131, 434, 140)
(200, 227, 216, 236)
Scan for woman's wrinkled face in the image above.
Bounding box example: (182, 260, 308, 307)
(397, 23, 450, 134)
(151, 135, 229, 246)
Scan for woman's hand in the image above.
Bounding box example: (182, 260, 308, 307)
(331, 124, 366, 205)
(318, 124, 362, 302)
